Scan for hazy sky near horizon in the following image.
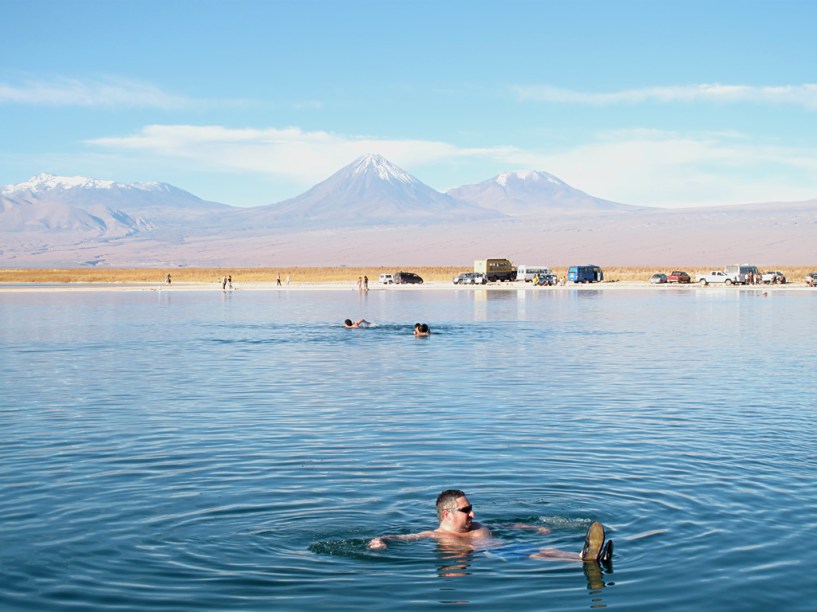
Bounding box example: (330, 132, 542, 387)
(3, 0, 817, 208)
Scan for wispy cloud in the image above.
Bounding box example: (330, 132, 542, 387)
(512, 83, 817, 109)
(87, 124, 516, 183)
(86, 123, 817, 207)
(0, 76, 192, 109)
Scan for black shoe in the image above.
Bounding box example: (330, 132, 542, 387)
(600, 539, 613, 563)
(581, 521, 605, 561)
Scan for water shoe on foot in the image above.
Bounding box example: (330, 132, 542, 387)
(600, 539, 614, 562)
(581, 521, 605, 561)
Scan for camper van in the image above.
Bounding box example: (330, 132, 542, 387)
(568, 265, 604, 283)
(516, 265, 552, 282)
(474, 259, 516, 282)
(724, 264, 760, 285)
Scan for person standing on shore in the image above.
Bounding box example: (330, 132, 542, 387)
(165, 274, 172, 286)
(277, 274, 282, 286)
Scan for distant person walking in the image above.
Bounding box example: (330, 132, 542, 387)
(363, 275, 369, 291)
(277, 274, 282, 286)
(228, 275, 233, 290)
(165, 274, 172, 286)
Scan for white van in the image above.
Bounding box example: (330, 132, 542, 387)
(724, 264, 759, 285)
(379, 274, 394, 284)
(516, 265, 551, 282)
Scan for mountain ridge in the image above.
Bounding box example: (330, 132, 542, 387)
(2, 155, 816, 267)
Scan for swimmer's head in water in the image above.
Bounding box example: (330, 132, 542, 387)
(436, 489, 467, 522)
(344, 319, 353, 326)
(420, 323, 429, 333)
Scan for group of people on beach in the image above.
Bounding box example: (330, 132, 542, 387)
(356, 275, 369, 291)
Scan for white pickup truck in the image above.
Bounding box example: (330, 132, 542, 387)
(696, 271, 734, 285)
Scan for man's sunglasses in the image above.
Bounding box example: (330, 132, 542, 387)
(452, 505, 472, 514)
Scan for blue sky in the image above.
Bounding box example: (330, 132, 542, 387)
(3, 0, 817, 207)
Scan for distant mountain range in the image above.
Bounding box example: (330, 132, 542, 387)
(1, 154, 815, 267)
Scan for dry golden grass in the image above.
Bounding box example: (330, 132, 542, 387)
(1, 265, 815, 284)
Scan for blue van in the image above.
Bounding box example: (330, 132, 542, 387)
(568, 265, 604, 283)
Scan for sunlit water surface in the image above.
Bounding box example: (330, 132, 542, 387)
(2, 287, 816, 610)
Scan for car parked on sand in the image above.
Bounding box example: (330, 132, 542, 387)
(697, 271, 734, 285)
(379, 274, 394, 284)
(761, 271, 786, 284)
(535, 273, 559, 286)
(806, 272, 817, 287)
(667, 271, 691, 284)
(650, 273, 668, 284)
(394, 271, 424, 285)
(453, 272, 487, 285)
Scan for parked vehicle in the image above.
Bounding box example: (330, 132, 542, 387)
(568, 265, 603, 283)
(650, 273, 668, 284)
(697, 271, 734, 285)
(474, 258, 516, 282)
(535, 273, 559, 286)
(393, 271, 423, 285)
(516, 265, 551, 282)
(453, 272, 487, 285)
(806, 272, 817, 287)
(761, 271, 786, 284)
(724, 264, 760, 285)
(667, 270, 691, 284)
(379, 273, 394, 284)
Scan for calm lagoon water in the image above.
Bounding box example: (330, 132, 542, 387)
(1, 286, 816, 610)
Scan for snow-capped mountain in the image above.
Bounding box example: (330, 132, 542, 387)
(448, 170, 634, 215)
(2, 173, 230, 213)
(0, 173, 234, 239)
(243, 153, 500, 227)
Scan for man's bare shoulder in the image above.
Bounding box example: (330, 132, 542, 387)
(434, 521, 491, 540)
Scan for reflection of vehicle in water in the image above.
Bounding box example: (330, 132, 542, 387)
(568, 265, 603, 283)
(453, 272, 488, 285)
(474, 259, 516, 282)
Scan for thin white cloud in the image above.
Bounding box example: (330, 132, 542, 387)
(0, 76, 192, 109)
(513, 83, 817, 109)
(86, 123, 817, 207)
(87, 124, 515, 183)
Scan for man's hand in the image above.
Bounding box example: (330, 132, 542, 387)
(368, 537, 387, 549)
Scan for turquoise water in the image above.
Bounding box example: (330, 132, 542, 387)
(1, 287, 816, 610)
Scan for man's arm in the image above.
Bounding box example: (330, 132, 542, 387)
(368, 530, 435, 549)
(493, 522, 552, 535)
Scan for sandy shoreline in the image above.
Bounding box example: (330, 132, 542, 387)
(1, 280, 813, 293)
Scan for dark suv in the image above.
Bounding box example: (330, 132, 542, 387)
(394, 271, 424, 285)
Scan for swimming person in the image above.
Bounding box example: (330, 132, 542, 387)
(367, 489, 612, 562)
(344, 318, 371, 328)
(415, 323, 430, 336)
